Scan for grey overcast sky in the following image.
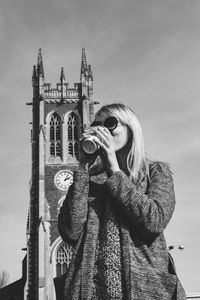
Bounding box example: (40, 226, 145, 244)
(0, 0, 200, 294)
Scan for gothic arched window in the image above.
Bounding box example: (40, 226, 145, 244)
(56, 242, 74, 276)
(50, 113, 62, 158)
(67, 112, 79, 159)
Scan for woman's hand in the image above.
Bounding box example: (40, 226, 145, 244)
(83, 126, 120, 175)
(79, 127, 101, 171)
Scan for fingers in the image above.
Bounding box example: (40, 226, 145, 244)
(80, 127, 97, 140)
(96, 126, 111, 138)
(80, 129, 95, 141)
(91, 136, 107, 150)
(95, 127, 110, 146)
(81, 126, 110, 141)
(80, 126, 114, 152)
(83, 126, 110, 136)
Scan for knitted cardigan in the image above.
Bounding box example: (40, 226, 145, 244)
(57, 162, 186, 300)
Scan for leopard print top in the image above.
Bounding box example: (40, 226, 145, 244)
(92, 202, 124, 300)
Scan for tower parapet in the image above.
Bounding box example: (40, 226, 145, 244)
(43, 82, 81, 102)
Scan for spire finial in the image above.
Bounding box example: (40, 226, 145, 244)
(37, 48, 44, 78)
(88, 64, 93, 81)
(60, 67, 66, 82)
(32, 65, 37, 86)
(80, 48, 88, 79)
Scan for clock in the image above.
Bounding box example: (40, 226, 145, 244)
(54, 170, 73, 191)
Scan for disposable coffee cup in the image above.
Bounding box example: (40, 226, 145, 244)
(82, 136, 100, 154)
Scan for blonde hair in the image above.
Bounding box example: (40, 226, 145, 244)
(93, 103, 149, 181)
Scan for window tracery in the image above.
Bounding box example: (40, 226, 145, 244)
(67, 112, 79, 159)
(56, 242, 74, 276)
(49, 113, 62, 158)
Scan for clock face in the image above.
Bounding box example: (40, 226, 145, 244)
(54, 170, 73, 191)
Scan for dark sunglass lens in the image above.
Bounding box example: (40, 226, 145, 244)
(104, 116, 118, 130)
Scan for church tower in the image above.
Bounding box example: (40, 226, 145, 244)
(26, 49, 97, 300)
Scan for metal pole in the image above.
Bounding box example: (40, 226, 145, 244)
(27, 91, 40, 300)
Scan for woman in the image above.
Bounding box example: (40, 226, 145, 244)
(57, 103, 186, 300)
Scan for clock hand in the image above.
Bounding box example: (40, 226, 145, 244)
(64, 175, 70, 181)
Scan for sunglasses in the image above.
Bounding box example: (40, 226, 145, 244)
(91, 116, 121, 133)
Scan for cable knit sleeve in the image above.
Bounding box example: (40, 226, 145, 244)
(58, 170, 89, 245)
(105, 163, 175, 238)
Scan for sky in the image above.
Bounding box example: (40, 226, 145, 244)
(0, 0, 200, 294)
